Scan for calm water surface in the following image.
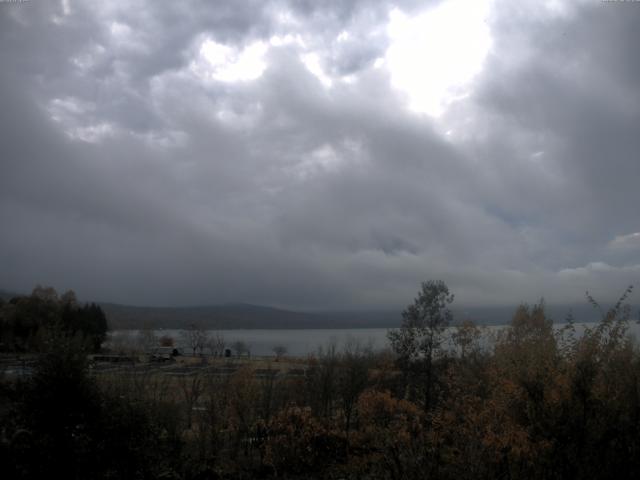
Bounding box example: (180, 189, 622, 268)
(110, 322, 640, 357)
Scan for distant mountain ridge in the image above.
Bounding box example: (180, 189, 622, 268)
(2, 288, 635, 329)
(100, 302, 402, 329)
(101, 302, 630, 330)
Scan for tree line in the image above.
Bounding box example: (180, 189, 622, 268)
(2, 281, 640, 479)
(0, 286, 108, 352)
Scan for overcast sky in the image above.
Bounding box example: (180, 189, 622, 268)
(1, 0, 639, 309)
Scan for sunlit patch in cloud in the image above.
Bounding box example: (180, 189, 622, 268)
(191, 39, 268, 83)
(341, 74, 357, 85)
(48, 97, 94, 122)
(542, 0, 588, 19)
(557, 262, 640, 288)
(301, 52, 333, 88)
(337, 31, 350, 43)
(47, 97, 117, 144)
(274, 9, 300, 28)
(608, 232, 640, 251)
(269, 34, 306, 48)
(109, 21, 148, 54)
(289, 139, 364, 180)
(52, 0, 72, 24)
(47, 96, 106, 142)
(557, 262, 615, 280)
(70, 43, 107, 74)
(215, 102, 264, 129)
(133, 130, 188, 150)
(290, 144, 340, 180)
(67, 123, 116, 143)
(385, 0, 493, 116)
(110, 21, 130, 38)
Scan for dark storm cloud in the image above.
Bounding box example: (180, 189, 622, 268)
(1, 0, 639, 308)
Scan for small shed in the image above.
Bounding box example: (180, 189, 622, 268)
(148, 346, 180, 362)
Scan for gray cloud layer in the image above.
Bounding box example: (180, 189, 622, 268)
(1, 0, 639, 309)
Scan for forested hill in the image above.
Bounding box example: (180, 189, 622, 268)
(101, 302, 613, 330)
(101, 302, 403, 330)
(2, 289, 622, 329)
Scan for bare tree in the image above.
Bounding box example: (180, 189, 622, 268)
(181, 323, 210, 356)
(206, 332, 226, 357)
(137, 322, 158, 352)
(307, 341, 339, 418)
(452, 319, 483, 359)
(339, 338, 372, 440)
(232, 340, 248, 358)
(272, 345, 287, 361)
(179, 372, 205, 429)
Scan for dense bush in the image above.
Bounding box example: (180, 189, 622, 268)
(1, 332, 180, 479)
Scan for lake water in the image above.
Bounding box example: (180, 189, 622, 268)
(109, 321, 640, 357)
(109, 328, 390, 356)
